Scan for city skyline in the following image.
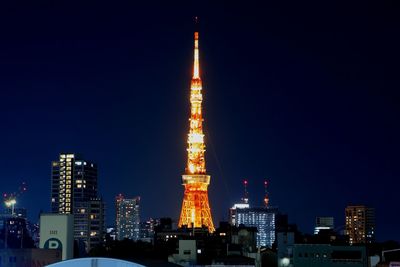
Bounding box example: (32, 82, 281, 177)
(0, 1, 399, 242)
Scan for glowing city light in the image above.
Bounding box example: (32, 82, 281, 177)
(4, 198, 16, 207)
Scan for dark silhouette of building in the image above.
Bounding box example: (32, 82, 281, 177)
(0, 216, 34, 249)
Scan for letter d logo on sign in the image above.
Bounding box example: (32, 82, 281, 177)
(44, 238, 63, 250)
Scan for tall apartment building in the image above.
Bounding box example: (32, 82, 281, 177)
(345, 205, 375, 244)
(51, 153, 105, 252)
(51, 153, 97, 213)
(115, 194, 140, 241)
(115, 193, 124, 234)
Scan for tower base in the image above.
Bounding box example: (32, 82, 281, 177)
(178, 174, 215, 232)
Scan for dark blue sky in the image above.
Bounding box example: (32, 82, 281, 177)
(0, 1, 399, 241)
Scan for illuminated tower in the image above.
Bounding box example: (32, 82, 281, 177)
(178, 30, 215, 232)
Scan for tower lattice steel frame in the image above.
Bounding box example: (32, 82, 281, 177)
(178, 31, 215, 232)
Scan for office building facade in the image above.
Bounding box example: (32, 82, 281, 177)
(233, 207, 277, 248)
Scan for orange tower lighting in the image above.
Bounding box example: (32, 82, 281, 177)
(178, 30, 215, 232)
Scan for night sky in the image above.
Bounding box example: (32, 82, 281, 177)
(0, 1, 399, 242)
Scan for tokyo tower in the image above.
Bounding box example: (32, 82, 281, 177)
(178, 29, 215, 232)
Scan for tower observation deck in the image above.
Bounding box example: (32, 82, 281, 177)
(178, 30, 215, 232)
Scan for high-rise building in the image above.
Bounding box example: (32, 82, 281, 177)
(345, 205, 375, 244)
(51, 153, 105, 252)
(234, 207, 277, 248)
(229, 180, 277, 248)
(115, 193, 124, 235)
(314, 217, 334, 235)
(178, 30, 215, 232)
(51, 153, 97, 214)
(115, 195, 140, 241)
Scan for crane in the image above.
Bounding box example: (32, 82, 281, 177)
(3, 181, 27, 216)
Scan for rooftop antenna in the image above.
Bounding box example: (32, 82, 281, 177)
(264, 180, 270, 207)
(242, 179, 249, 204)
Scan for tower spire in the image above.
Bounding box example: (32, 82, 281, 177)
(193, 16, 200, 79)
(193, 31, 200, 78)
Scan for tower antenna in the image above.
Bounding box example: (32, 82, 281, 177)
(264, 180, 270, 207)
(194, 16, 200, 34)
(242, 179, 249, 204)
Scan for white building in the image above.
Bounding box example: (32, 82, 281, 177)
(39, 213, 74, 260)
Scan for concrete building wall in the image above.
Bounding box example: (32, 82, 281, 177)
(39, 213, 73, 260)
